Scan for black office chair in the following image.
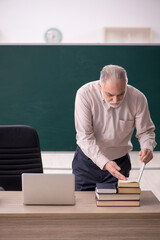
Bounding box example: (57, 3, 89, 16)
(0, 125, 43, 190)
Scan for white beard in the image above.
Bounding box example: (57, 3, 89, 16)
(109, 101, 122, 108)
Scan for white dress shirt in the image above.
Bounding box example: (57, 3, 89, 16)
(75, 81, 157, 170)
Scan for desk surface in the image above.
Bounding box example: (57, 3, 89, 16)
(0, 191, 159, 217)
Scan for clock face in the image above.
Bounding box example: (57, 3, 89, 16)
(44, 28, 63, 43)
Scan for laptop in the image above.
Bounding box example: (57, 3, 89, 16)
(22, 173, 75, 205)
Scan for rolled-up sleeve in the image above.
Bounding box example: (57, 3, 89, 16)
(75, 90, 109, 170)
(135, 93, 157, 151)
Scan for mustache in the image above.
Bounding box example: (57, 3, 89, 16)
(109, 101, 122, 108)
(110, 102, 122, 105)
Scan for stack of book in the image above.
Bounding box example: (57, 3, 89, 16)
(117, 180, 141, 206)
(96, 163, 145, 207)
(95, 181, 140, 207)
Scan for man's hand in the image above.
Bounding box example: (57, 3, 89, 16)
(139, 148, 153, 164)
(103, 161, 127, 181)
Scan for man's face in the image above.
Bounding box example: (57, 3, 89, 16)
(99, 79, 126, 108)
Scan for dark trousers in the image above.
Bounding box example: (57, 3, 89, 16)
(72, 146, 131, 191)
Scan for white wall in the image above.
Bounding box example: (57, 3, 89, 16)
(0, 0, 160, 43)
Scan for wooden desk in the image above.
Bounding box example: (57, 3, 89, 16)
(0, 191, 160, 239)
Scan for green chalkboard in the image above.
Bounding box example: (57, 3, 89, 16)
(0, 45, 159, 151)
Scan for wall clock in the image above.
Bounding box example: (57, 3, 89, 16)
(44, 28, 63, 43)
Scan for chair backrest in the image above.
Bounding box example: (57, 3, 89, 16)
(0, 125, 43, 190)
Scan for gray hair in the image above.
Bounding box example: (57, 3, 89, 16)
(100, 65, 128, 86)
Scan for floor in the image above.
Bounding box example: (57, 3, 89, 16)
(41, 151, 160, 201)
